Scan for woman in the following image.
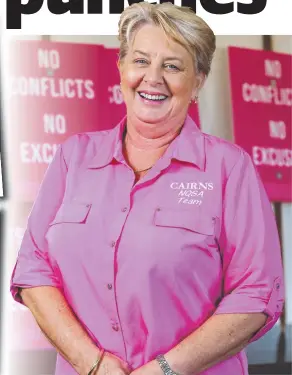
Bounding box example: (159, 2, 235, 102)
(11, 3, 284, 375)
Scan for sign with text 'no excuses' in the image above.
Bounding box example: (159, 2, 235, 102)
(7, 40, 201, 202)
(228, 47, 292, 202)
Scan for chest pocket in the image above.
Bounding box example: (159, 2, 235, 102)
(154, 207, 215, 235)
(46, 202, 93, 259)
(153, 207, 218, 260)
(49, 202, 92, 226)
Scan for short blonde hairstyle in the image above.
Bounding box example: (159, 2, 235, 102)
(118, 2, 216, 76)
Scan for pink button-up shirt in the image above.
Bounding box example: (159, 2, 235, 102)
(11, 115, 284, 375)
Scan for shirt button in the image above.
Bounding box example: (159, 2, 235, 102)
(107, 283, 113, 290)
(276, 283, 280, 290)
(112, 323, 119, 331)
(121, 207, 127, 212)
(110, 241, 116, 248)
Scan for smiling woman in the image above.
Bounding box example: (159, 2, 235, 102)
(10, 3, 284, 375)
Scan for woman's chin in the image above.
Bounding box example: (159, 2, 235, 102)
(133, 108, 171, 125)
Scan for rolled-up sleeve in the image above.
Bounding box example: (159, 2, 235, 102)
(214, 149, 285, 343)
(11, 142, 69, 304)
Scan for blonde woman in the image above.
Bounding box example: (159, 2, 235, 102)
(11, 3, 284, 375)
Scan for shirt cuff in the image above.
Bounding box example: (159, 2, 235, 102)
(214, 277, 284, 343)
(11, 282, 61, 305)
(11, 262, 62, 304)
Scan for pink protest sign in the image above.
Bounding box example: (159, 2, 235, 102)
(228, 46, 292, 202)
(7, 40, 124, 201)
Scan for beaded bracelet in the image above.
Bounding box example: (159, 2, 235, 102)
(88, 348, 105, 375)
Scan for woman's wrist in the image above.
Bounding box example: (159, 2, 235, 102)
(162, 352, 184, 375)
(84, 347, 106, 375)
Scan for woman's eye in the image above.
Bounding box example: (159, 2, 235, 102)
(134, 59, 148, 65)
(165, 64, 180, 71)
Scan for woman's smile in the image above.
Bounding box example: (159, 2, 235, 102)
(136, 90, 169, 106)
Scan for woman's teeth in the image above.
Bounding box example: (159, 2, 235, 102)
(139, 92, 167, 101)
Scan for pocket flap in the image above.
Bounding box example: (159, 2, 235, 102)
(154, 207, 214, 235)
(50, 202, 92, 225)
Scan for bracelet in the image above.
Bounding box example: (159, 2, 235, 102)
(156, 354, 180, 375)
(88, 348, 105, 375)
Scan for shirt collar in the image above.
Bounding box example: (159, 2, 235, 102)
(87, 116, 126, 169)
(88, 115, 205, 171)
(172, 115, 206, 171)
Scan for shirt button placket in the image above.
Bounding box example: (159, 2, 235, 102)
(106, 202, 130, 348)
(107, 239, 117, 336)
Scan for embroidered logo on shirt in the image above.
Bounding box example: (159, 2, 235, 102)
(170, 182, 214, 205)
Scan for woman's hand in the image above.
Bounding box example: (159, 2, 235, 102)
(96, 351, 132, 375)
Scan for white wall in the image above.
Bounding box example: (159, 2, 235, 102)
(273, 36, 292, 54)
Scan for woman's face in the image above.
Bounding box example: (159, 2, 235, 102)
(119, 24, 203, 133)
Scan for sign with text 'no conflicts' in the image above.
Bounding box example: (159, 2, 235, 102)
(7, 40, 201, 202)
(228, 46, 292, 202)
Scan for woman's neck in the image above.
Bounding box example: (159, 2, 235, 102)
(125, 122, 180, 151)
(123, 121, 182, 175)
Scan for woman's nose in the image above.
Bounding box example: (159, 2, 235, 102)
(143, 65, 164, 86)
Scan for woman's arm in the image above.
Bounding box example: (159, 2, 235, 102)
(132, 312, 266, 375)
(20, 286, 102, 375)
(20, 286, 131, 375)
(164, 312, 266, 374)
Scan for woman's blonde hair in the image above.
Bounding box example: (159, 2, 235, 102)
(118, 2, 216, 76)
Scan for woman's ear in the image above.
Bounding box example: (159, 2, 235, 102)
(117, 57, 121, 71)
(192, 73, 206, 98)
(117, 58, 123, 87)
(117, 56, 125, 72)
